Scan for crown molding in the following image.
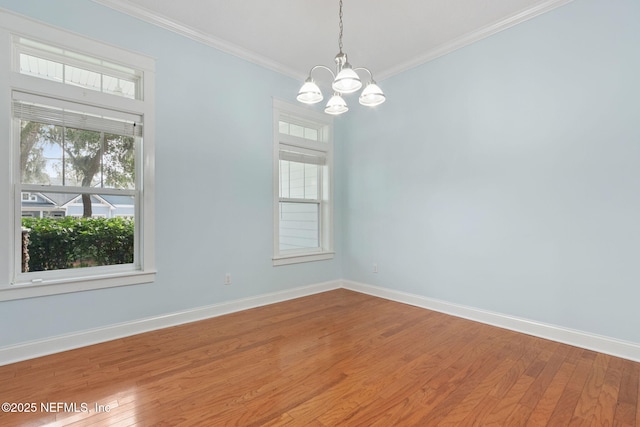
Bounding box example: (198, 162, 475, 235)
(91, 0, 304, 80)
(93, 0, 574, 82)
(377, 0, 575, 80)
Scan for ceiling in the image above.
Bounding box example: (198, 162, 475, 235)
(95, 0, 573, 82)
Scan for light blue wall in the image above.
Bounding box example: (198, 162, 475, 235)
(0, 0, 343, 347)
(343, 0, 640, 343)
(2, 0, 638, 350)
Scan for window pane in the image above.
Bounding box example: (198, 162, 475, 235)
(19, 120, 136, 190)
(279, 159, 289, 198)
(103, 75, 136, 99)
(64, 64, 101, 92)
(104, 133, 135, 189)
(290, 123, 304, 138)
(19, 53, 63, 83)
(278, 120, 289, 135)
(63, 127, 103, 187)
(279, 202, 319, 251)
(278, 118, 320, 142)
(20, 121, 64, 185)
(288, 161, 305, 198)
(279, 160, 318, 200)
(21, 194, 135, 272)
(304, 128, 318, 141)
(305, 164, 318, 199)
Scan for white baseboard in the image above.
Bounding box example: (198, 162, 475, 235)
(3, 279, 639, 366)
(342, 280, 640, 363)
(0, 280, 341, 366)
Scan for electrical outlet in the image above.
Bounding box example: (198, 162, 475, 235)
(373, 263, 378, 273)
(224, 273, 232, 285)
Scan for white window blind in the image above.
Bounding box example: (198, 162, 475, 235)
(12, 96, 142, 137)
(279, 148, 326, 166)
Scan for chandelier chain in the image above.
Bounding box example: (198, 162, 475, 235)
(338, 0, 343, 53)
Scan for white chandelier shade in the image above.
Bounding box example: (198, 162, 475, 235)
(359, 81, 386, 107)
(332, 64, 362, 94)
(324, 93, 349, 115)
(296, 0, 385, 115)
(296, 78, 323, 104)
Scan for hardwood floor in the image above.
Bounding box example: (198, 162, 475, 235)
(1, 289, 638, 426)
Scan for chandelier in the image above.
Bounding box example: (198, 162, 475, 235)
(296, 0, 386, 115)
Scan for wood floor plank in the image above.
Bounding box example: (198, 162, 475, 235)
(590, 355, 624, 426)
(0, 289, 638, 426)
(436, 354, 521, 426)
(637, 362, 640, 427)
(482, 368, 536, 425)
(519, 342, 569, 410)
(526, 358, 578, 426)
(413, 343, 506, 425)
(614, 361, 640, 426)
(336, 321, 491, 425)
(569, 352, 610, 425)
(546, 350, 598, 425)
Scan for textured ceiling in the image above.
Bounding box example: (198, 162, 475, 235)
(95, 0, 573, 81)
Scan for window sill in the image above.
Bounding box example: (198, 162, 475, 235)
(273, 251, 334, 266)
(0, 270, 156, 301)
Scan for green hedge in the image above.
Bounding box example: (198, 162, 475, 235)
(22, 216, 134, 272)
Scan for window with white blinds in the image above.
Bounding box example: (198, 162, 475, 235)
(0, 12, 156, 301)
(13, 92, 141, 191)
(273, 100, 333, 266)
(279, 146, 324, 251)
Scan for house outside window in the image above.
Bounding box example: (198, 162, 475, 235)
(0, 11, 156, 301)
(273, 100, 334, 266)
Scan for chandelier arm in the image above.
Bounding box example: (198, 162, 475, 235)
(353, 67, 374, 81)
(309, 65, 336, 80)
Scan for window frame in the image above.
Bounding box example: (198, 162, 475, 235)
(0, 10, 156, 301)
(272, 99, 334, 266)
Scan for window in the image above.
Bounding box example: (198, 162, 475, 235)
(16, 36, 141, 99)
(0, 11, 155, 300)
(273, 100, 333, 265)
